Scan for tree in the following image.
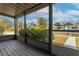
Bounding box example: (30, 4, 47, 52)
(38, 17, 47, 28)
(54, 22, 62, 29)
(0, 19, 13, 31)
(65, 22, 73, 29)
(3, 20, 13, 31)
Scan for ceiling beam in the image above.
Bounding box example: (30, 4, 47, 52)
(6, 4, 24, 11)
(0, 12, 14, 18)
(16, 3, 48, 18)
(16, 3, 26, 8)
(5, 4, 25, 17)
(16, 3, 43, 17)
(11, 4, 25, 10)
(0, 3, 48, 18)
(19, 3, 28, 8)
(26, 3, 48, 15)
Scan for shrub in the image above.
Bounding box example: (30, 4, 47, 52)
(19, 17, 48, 42)
(19, 29, 25, 37)
(19, 27, 49, 42)
(0, 25, 5, 36)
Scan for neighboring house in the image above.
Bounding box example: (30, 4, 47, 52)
(76, 23, 79, 29)
(53, 23, 79, 30)
(64, 23, 79, 30)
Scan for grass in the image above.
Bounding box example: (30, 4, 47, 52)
(53, 35, 68, 46)
(76, 37, 79, 48)
(53, 32, 70, 36)
(53, 32, 79, 49)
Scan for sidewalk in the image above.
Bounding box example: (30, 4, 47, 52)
(64, 36, 76, 49)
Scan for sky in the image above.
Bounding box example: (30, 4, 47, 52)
(53, 3, 79, 24)
(0, 15, 14, 24)
(25, 7, 49, 25)
(20, 3, 79, 25)
(1, 4, 79, 26)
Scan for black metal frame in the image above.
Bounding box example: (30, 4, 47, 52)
(49, 3, 52, 55)
(24, 12, 27, 43)
(0, 13, 14, 18)
(14, 17, 17, 39)
(52, 30, 79, 32)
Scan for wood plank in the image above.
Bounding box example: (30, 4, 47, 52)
(0, 45, 2, 56)
(0, 39, 49, 56)
(5, 41, 25, 56)
(10, 40, 41, 55)
(7, 41, 34, 56)
(4, 42, 20, 56)
(1, 42, 14, 56)
(11, 44, 33, 56)
(1, 43, 9, 56)
(11, 40, 47, 56)
(0, 44, 8, 56)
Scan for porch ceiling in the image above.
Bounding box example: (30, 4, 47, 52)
(0, 3, 47, 18)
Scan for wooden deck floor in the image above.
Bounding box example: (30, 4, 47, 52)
(0, 39, 49, 56)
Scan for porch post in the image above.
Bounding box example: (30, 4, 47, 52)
(49, 3, 52, 55)
(24, 12, 27, 43)
(14, 17, 17, 39)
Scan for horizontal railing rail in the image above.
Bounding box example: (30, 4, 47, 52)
(52, 30, 79, 32)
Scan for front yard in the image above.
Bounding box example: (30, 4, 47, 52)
(53, 32, 79, 49)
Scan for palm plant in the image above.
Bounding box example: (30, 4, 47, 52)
(38, 17, 47, 28)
